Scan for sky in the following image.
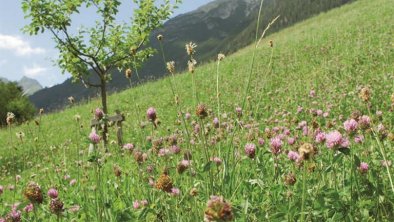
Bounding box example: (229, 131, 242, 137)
(0, 0, 213, 87)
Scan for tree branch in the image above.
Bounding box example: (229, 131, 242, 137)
(50, 27, 104, 78)
(79, 76, 101, 88)
(106, 39, 146, 72)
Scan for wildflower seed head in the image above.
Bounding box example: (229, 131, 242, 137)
(16, 131, 25, 140)
(196, 104, 208, 119)
(133, 150, 145, 164)
(188, 59, 197, 73)
(217, 53, 225, 61)
(6, 112, 15, 125)
(359, 87, 371, 102)
(68, 96, 75, 104)
(125, 68, 132, 79)
(39, 108, 44, 115)
(189, 187, 198, 196)
(157, 34, 163, 41)
(185, 42, 197, 55)
(166, 61, 175, 74)
(269, 40, 274, 47)
(24, 182, 43, 204)
(298, 143, 315, 160)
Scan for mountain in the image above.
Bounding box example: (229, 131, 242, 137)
(0, 76, 43, 95)
(29, 0, 352, 111)
(18, 76, 43, 96)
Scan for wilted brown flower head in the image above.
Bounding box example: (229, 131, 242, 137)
(189, 187, 198, 196)
(133, 150, 145, 164)
(113, 165, 122, 178)
(155, 173, 173, 192)
(298, 143, 315, 160)
(196, 104, 208, 119)
(185, 42, 197, 55)
(350, 110, 362, 121)
(24, 182, 44, 204)
(269, 40, 274, 47)
(157, 34, 163, 41)
(125, 68, 132, 79)
(359, 87, 371, 102)
(50, 198, 64, 215)
(166, 61, 175, 74)
(204, 196, 234, 222)
(284, 173, 297, 186)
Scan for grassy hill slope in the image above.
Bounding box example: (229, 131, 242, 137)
(1, 0, 393, 221)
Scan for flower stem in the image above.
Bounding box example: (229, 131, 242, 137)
(300, 163, 307, 222)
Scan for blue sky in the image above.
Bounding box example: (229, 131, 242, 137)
(0, 0, 213, 87)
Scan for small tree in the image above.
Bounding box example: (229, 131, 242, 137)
(0, 81, 35, 126)
(22, 0, 181, 144)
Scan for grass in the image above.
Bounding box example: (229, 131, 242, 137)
(1, 0, 394, 221)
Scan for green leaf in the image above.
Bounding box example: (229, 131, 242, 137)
(354, 155, 360, 168)
(338, 148, 350, 155)
(203, 161, 212, 172)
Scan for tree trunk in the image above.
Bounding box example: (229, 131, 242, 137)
(100, 77, 109, 148)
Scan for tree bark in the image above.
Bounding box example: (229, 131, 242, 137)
(100, 76, 109, 149)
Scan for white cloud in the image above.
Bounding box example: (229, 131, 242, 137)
(0, 34, 45, 56)
(23, 64, 48, 77)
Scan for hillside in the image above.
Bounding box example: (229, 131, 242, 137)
(29, 0, 352, 111)
(1, 0, 393, 221)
